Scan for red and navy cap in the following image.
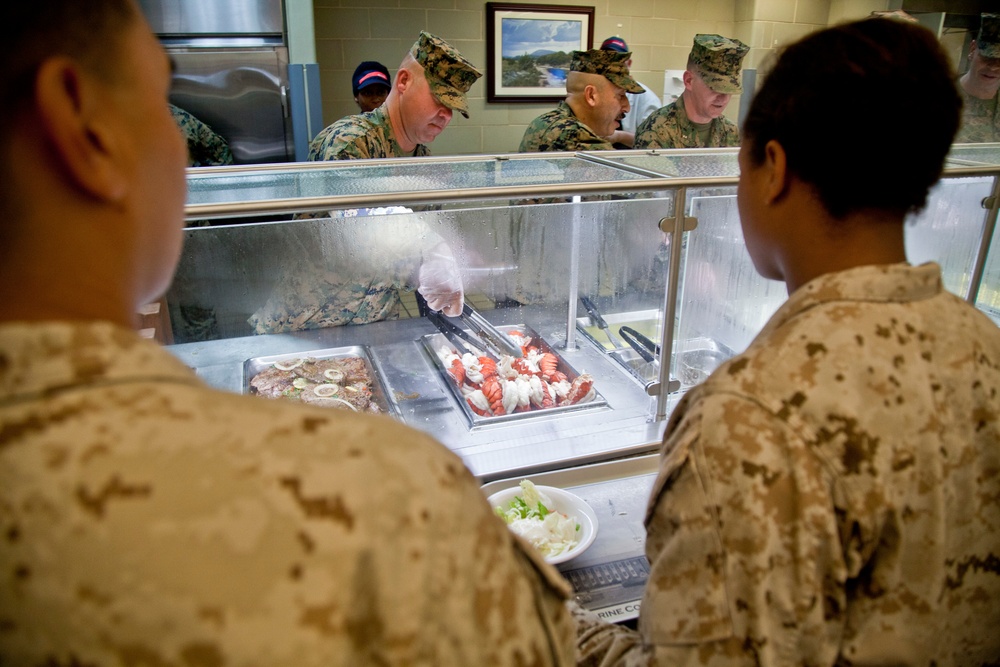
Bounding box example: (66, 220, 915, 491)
(600, 36, 629, 53)
(352, 61, 391, 96)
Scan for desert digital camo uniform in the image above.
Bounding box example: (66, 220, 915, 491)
(169, 104, 234, 167)
(957, 86, 1000, 143)
(519, 101, 616, 152)
(0, 321, 576, 665)
(633, 95, 740, 149)
(309, 106, 431, 160)
(573, 263, 1000, 665)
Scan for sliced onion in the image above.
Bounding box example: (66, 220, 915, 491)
(274, 358, 304, 371)
(324, 368, 345, 382)
(292, 377, 310, 389)
(324, 397, 358, 411)
(313, 383, 340, 397)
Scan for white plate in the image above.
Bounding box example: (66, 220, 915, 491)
(487, 484, 599, 565)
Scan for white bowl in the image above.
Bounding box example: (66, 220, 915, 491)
(487, 484, 599, 565)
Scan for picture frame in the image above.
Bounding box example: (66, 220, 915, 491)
(486, 2, 595, 104)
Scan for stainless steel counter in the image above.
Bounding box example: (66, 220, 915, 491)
(168, 305, 672, 481)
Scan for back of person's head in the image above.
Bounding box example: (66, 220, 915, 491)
(742, 18, 961, 219)
(1, 1, 137, 154)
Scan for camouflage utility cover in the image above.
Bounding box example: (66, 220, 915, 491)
(956, 86, 1000, 143)
(977, 13, 1000, 58)
(690, 33, 749, 94)
(410, 31, 482, 118)
(0, 321, 576, 665)
(309, 106, 430, 160)
(574, 263, 1000, 664)
(570, 49, 643, 94)
(169, 104, 233, 167)
(634, 94, 739, 149)
(519, 100, 615, 152)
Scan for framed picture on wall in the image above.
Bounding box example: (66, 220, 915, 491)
(486, 2, 595, 103)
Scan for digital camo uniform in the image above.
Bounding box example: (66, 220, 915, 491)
(169, 104, 234, 167)
(957, 13, 1000, 143)
(0, 321, 576, 665)
(519, 49, 643, 152)
(309, 32, 481, 160)
(308, 106, 432, 160)
(573, 263, 1000, 665)
(634, 34, 748, 150)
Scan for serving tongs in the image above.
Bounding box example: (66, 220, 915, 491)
(426, 304, 524, 360)
(617, 325, 681, 395)
(580, 295, 622, 350)
(619, 326, 660, 365)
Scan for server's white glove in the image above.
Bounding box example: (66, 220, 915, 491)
(418, 242, 464, 316)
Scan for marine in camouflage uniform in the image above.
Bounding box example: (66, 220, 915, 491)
(0, 321, 576, 665)
(309, 32, 480, 160)
(519, 49, 643, 152)
(634, 34, 748, 150)
(573, 263, 1000, 664)
(169, 104, 234, 167)
(957, 13, 1000, 143)
(252, 33, 481, 333)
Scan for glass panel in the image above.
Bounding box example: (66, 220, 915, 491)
(674, 189, 786, 387)
(905, 176, 993, 299)
(976, 216, 1000, 325)
(185, 156, 648, 208)
(604, 152, 741, 179)
(946, 143, 1000, 167)
(168, 192, 675, 343)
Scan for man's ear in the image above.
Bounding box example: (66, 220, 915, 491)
(35, 57, 127, 202)
(762, 139, 790, 205)
(395, 67, 411, 93)
(682, 69, 694, 91)
(583, 83, 599, 107)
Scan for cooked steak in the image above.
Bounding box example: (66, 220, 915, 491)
(249, 356, 382, 414)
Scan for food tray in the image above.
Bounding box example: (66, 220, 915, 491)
(243, 345, 400, 418)
(482, 454, 660, 622)
(421, 324, 608, 428)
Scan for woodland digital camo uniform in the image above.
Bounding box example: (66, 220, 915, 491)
(519, 49, 642, 152)
(634, 34, 748, 150)
(169, 104, 234, 167)
(633, 94, 740, 150)
(519, 101, 616, 152)
(574, 263, 1000, 665)
(308, 106, 431, 160)
(0, 321, 576, 665)
(957, 13, 1000, 143)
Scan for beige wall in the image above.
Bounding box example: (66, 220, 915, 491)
(312, 0, 897, 156)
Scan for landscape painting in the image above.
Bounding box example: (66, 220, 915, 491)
(486, 3, 594, 103)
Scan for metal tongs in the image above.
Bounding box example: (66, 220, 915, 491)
(426, 304, 524, 359)
(580, 295, 622, 350)
(619, 326, 661, 366)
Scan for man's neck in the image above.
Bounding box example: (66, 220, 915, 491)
(384, 97, 416, 153)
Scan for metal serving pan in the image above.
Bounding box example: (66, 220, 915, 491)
(421, 324, 608, 429)
(243, 345, 400, 418)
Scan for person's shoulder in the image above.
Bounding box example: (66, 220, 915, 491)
(309, 113, 385, 160)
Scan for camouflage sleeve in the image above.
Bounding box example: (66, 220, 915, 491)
(309, 122, 377, 160)
(519, 117, 613, 152)
(170, 105, 234, 167)
(710, 117, 741, 148)
(633, 108, 673, 150)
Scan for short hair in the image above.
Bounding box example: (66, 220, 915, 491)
(0, 1, 138, 145)
(741, 18, 961, 219)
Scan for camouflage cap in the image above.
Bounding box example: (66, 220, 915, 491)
(690, 33, 749, 94)
(570, 49, 644, 94)
(977, 13, 1000, 59)
(409, 31, 482, 118)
